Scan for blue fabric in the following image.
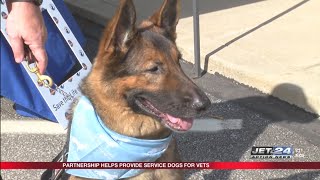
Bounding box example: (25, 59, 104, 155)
(0, 0, 85, 122)
(66, 96, 172, 179)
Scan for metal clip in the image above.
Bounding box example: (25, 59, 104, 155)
(26, 62, 53, 88)
(24, 44, 53, 88)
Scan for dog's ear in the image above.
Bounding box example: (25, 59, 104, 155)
(150, 0, 180, 41)
(99, 0, 136, 56)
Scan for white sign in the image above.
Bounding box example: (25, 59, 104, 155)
(1, 0, 92, 128)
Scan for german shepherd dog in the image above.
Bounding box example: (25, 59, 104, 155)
(42, 0, 210, 179)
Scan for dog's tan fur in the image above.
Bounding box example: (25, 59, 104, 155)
(67, 0, 205, 179)
(79, 0, 183, 140)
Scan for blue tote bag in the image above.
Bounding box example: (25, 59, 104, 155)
(0, 0, 85, 122)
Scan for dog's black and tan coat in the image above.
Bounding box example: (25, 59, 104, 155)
(43, 0, 210, 179)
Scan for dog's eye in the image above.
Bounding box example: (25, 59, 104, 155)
(147, 66, 160, 73)
(145, 61, 163, 74)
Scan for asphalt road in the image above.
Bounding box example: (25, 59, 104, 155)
(1, 14, 320, 180)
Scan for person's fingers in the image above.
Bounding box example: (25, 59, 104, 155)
(8, 36, 25, 63)
(30, 46, 48, 74)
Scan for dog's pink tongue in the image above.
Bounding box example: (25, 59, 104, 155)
(166, 114, 194, 130)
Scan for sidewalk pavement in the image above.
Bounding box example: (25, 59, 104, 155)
(65, 0, 319, 115)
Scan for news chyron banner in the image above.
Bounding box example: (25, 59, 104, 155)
(1, 146, 318, 170)
(1, 162, 319, 170)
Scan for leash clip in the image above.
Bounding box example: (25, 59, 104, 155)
(26, 61, 53, 88)
(24, 45, 53, 88)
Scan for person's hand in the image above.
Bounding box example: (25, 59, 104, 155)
(6, 1, 48, 74)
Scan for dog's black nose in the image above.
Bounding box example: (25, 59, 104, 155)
(189, 90, 211, 111)
(192, 95, 211, 111)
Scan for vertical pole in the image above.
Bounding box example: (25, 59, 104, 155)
(193, 0, 201, 77)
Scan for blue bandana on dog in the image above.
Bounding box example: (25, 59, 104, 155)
(66, 96, 172, 179)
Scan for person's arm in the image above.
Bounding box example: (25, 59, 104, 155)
(6, 0, 48, 74)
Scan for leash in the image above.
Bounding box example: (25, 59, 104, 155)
(24, 45, 70, 97)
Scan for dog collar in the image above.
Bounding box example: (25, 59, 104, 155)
(66, 96, 172, 179)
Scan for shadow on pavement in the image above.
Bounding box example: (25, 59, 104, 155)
(176, 78, 318, 179)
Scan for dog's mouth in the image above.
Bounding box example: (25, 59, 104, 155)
(135, 97, 193, 132)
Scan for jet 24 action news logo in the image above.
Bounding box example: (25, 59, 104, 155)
(251, 146, 293, 159)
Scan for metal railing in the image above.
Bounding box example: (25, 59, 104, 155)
(193, 0, 201, 77)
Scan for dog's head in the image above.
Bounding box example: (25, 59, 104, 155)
(83, 0, 210, 138)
